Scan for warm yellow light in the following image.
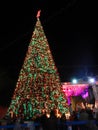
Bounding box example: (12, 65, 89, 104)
(57, 113, 61, 118)
(65, 112, 70, 120)
(46, 113, 50, 118)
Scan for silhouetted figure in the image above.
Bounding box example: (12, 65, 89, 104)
(59, 114, 67, 130)
(40, 113, 47, 130)
(95, 112, 98, 127)
(78, 109, 89, 130)
(86, 109, 98, 130)
(14, 118, 21, 130)
(34, 115, 42, 130)
(41, 110, 58, 130)
(71, 111, 78, 130)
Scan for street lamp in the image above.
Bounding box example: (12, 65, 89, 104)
(88, 77, 95, 84)
(72, 79, 77, 84)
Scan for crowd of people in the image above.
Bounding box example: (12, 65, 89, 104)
(34, 108, 98, 130)
(30, 107, 98, 130)
(1, 107, 98, 130)
(69, 108, 98, 130)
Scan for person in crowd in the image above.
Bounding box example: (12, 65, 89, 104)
(27, 121, 35, 130)
(34, 114, 43, 130)
(40, 112, 47, 130)
(95, 112, 98, 127)
(59, 113, 67, 130)
(78, 109, 89, 130)
(71, 111, 79, 130)
(14, 118, 22, 130)
(86, 109, 98, 130)
(40, 110, 58, 130)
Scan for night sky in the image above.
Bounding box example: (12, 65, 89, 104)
(0, 0, 98, 106)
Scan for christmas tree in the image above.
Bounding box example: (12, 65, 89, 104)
(7, 11, 68, 120)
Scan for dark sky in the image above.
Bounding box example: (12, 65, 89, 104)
(0, 0, 98, 106)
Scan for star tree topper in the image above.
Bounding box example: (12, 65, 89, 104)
(36, 10, 41, 19)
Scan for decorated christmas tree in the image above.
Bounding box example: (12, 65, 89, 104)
(6, 11, 68, 120)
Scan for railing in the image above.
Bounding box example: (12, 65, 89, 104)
(0, 123, 39, 129)
(0, 120, 98, 129)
